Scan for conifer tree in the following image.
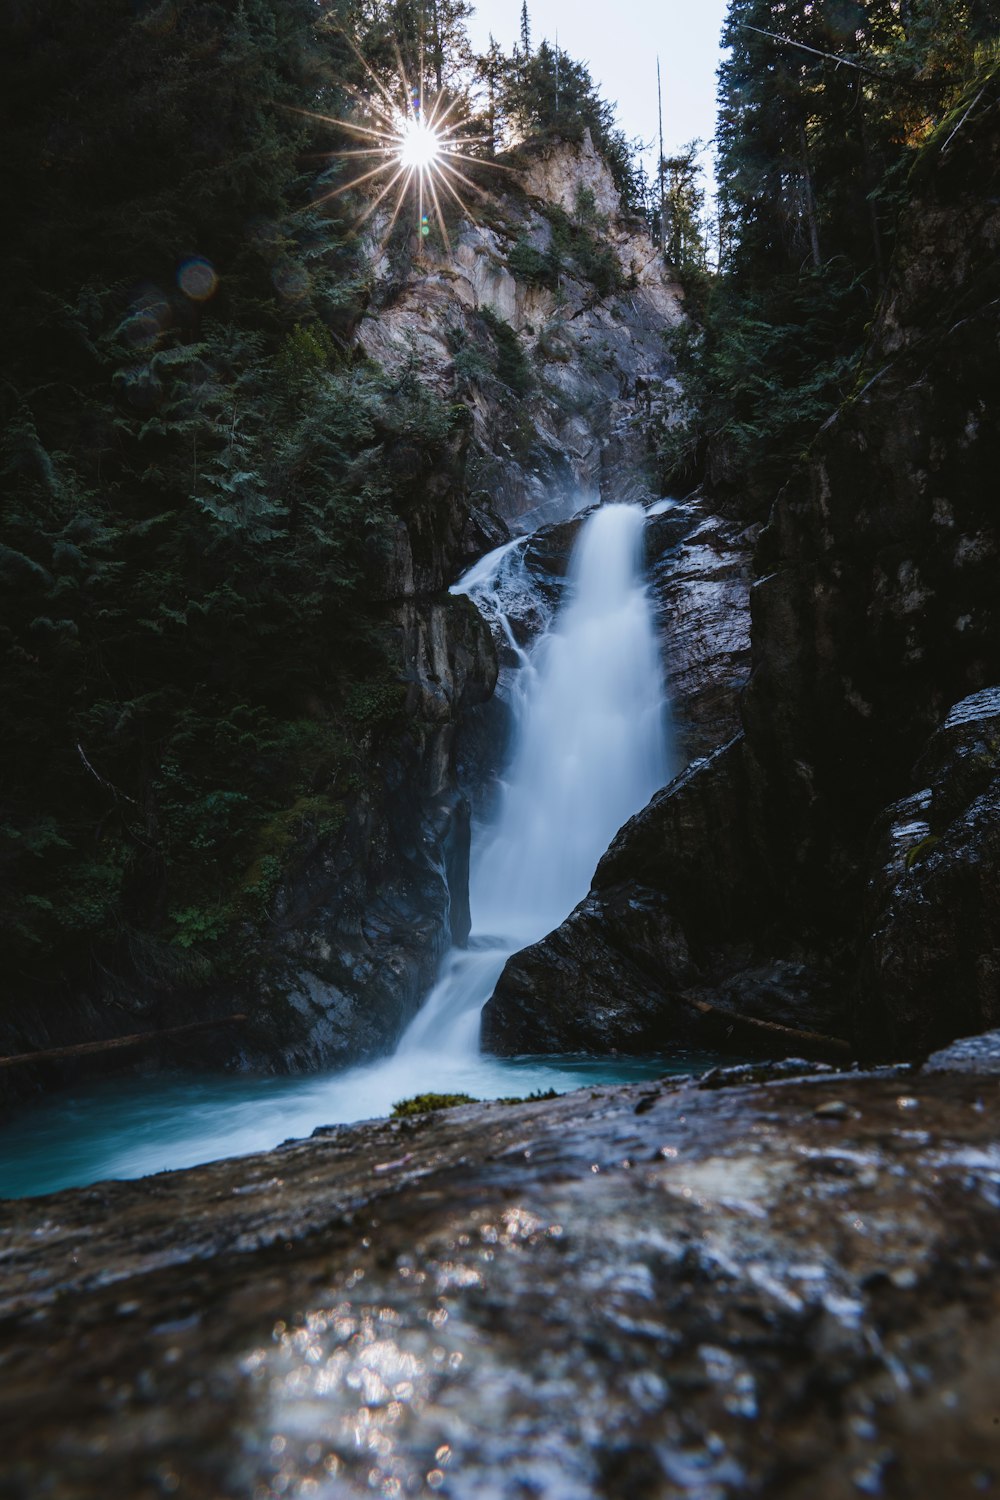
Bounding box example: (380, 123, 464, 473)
(666, 0, 1000, 504)
(497, 40, 641, 206)
(662, 145, 708, 279)
(475, 33, 507, 155)
(520, 1, 532, 59)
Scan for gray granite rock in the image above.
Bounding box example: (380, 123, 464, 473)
(2, 1057, 999, 1498)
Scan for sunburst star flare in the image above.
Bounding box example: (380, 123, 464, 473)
(293, 35, 513, 251)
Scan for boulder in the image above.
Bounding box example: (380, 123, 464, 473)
(481, 740, 766, 1055)
(5, 1050, 1000, 1499)
(859, 686, 1000, 1058)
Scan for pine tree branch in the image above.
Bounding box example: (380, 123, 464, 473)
(76, 742, 138, 805)
(740, 23, 890, 81)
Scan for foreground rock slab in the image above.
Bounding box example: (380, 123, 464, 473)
(2, 1040, 1000, 1498)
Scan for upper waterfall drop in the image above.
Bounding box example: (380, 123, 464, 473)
(469, 503, 670, 947)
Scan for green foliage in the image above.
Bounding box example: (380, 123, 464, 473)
(496, 1087, 559, 1105)
(546, 206, 625, 298)
(668, 0, 999, 505)
(479, 308, 533, 395)
(663, 264, 870, 498)
(905, 835, 942, 870)
(508, 238, 559, 291)
(451, 338, 492, 389)
(275, 322, 338, 393)
(0, 0, 465, 1002)
(660, 144, 710, 299)
(391, 1092, 477, 1116)
(344, 0, 474, 94)
(506, 202, 625, 301)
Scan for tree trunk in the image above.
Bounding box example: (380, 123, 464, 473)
(431, 0, 442, 92)
(0, 1015, 248, 1071)
(798, 119, 822, 269)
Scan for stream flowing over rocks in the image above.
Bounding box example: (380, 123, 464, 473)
(3, 1036, 1000, 1498)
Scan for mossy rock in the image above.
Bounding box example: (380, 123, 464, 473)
(905, 834, 941, 870)
(390, 1092, 477, 1118)
(496, 1087, 559, 1105)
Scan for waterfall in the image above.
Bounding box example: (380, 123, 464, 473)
(470, 504, 668, 945)
(0, 502, 678, 1198)
(394, 502, 669, 1062)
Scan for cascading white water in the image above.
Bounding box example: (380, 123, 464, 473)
(0, 503, 680, 1199)
(472, 504, 668, 944)
(395, 503, 669, 1066)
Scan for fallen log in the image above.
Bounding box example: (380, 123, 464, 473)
(0, 1015, 248, 1071)
(679, 993, 853, 1062)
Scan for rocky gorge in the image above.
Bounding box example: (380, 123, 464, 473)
(6, 1, 1000, 1492)
(0, 131, 691, 1105)
(3, 24, 999, 1184)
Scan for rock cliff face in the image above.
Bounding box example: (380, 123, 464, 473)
(485, 84, 1000, 1062)
(358, 130, 685, 528)
(4, 1038, 1000, 1499)
(237, 138, 686, 1073)
(246, 135, 689, 1078)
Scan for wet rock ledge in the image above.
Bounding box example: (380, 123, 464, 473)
(2, 1035, 1000, 1498)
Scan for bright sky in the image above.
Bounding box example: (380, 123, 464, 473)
(466, 0, 730, 189)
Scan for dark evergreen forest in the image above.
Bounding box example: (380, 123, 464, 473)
(1, 0, 468, 1007)
(663, 0, 998, 504)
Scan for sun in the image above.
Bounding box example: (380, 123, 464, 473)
(398, 115, 442, 172)
(292, 35, 511, 252)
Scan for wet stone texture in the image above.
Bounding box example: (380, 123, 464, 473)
(644, 501, 757, 767)
(2, 1040, 1000, 1498)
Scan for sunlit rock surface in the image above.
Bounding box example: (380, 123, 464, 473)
(2, 1044, 1000, 1497)
(519, 128, 622, 219)
(357, 135, 685, 530)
